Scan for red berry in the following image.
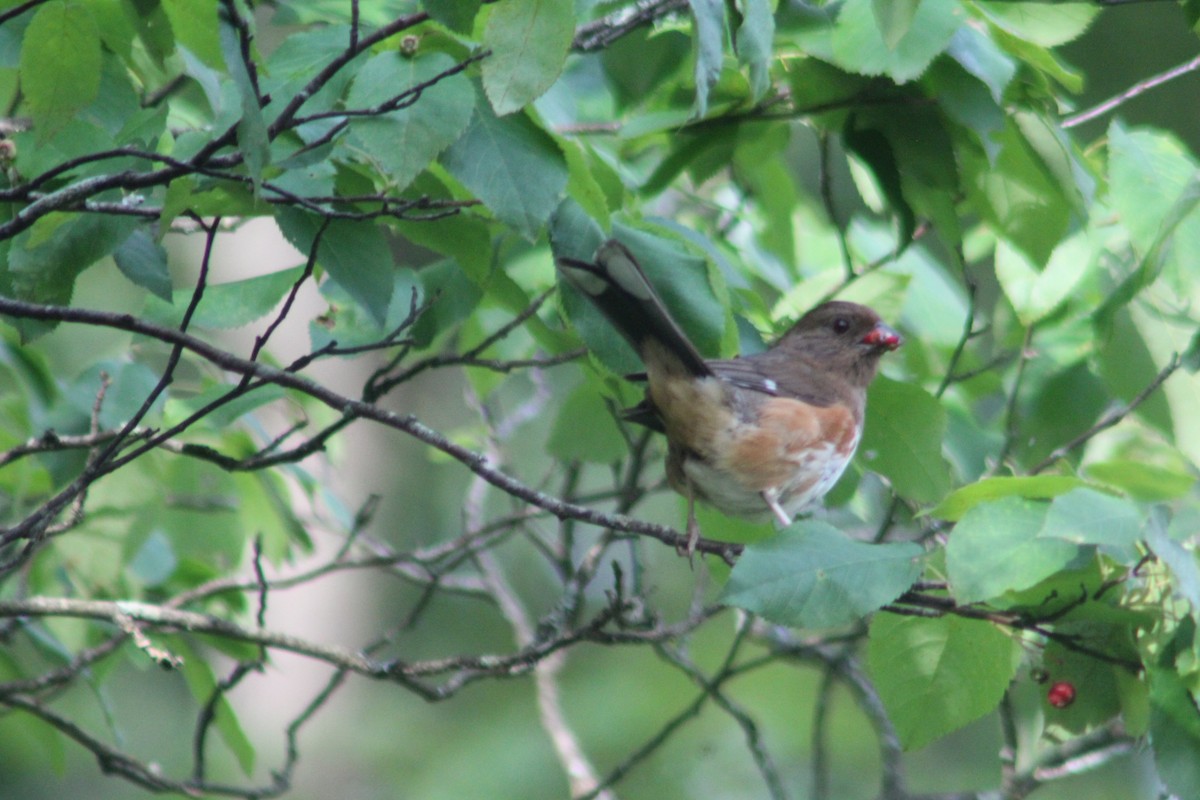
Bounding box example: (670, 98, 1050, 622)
(1047, 681, 1076, 708)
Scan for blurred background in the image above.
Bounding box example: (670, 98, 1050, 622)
(1, 2, 1197, 798)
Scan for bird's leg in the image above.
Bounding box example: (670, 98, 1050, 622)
(762, 487, 794, 528)
(679, 479, 700, 566)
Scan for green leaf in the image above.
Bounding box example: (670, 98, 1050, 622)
(869, 612, 1018, 751)
(219, 19, 269, 190)
(735, 0, 774, 100)
(144, 266, 305, 330)
(1107, 121, 1199, 257)
(173, 382, 286, 430)
(962, 118, 1072, 266)
(308, 270, 423, 352)
(20, 0, 102, 141)
(113, 228, 173, 301)
(945, 23, 1014, 103)
(1013, 110, 1092, 214)
(344, 52, 474, 193)
(721, 521, 925, 629)
(687, 0, 726, 117)
(860, 377, 950, 505)
(482, 0, 574, 115)
(1095, 308, 1173, 435)
(987, 25, 1081, 93)
(162, 0, 222, 68)
(1149, 666, 1200, 800)
(843, 125, 916, 245)
(234, 472, 312, 564)
(1037, 488, 1141, 553)
(995, 231, 1090, 325)
(4, 211, 138, 337)
(423, 0, 481, 32)
(275, 210, 394, 325)
(1041, 637, 1125, 732)
(175, 639, 257, 775)
(946, 497, 1081, 603)
(1145, 507, 1200, 612)
(412, 259, 483, 348)
(128, 530, 177, 586)
(1085, 460, 1196, 502)
(831, 0, 960, 83)
(442, 96, 568, 240)
(974, 1, 1100, 47)
(69, 360, 165, 429)
(547, 380, 628, 464)
(873, 0, 921, 50)
(561, 138, 612, 227)
(1020, 360, 1107, 468)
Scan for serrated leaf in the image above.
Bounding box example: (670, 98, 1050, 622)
(721, 521, 924, 628)
(113, 228, 173, 301)
(860, 377, 950, 504)
(20, 1, 102, 141)
(687, 0, 725, 118)
(929, 475, 1087, 521)
(832, 0, 960, 83)
(869, 612, 1018, 751)
(344, 52, 474, 192)
(144, 266, 305, 330)
(482, 0, 574, 115)
(946, 497, 1081, 603)
(442, 96, 568, 240)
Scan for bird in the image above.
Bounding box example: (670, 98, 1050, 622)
(557, 239, 902, 557)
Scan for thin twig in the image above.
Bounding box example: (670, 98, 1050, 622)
(1063, 54, 1200, 129)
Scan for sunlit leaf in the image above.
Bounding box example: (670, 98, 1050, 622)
(946, 497, 1082, 603)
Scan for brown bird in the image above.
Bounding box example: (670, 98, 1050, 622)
(558, 239, 902, 555)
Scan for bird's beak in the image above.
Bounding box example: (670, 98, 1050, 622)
(862, 323, 902, 351)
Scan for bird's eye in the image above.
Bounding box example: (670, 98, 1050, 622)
(832, 317, 851, 334)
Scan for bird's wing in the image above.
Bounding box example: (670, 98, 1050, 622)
(707, 355, 844, 408)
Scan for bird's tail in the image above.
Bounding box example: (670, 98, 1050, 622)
(557, 239, 711, 378)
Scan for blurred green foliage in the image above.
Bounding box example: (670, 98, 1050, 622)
(0, 1, 1197, 799)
